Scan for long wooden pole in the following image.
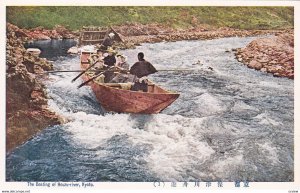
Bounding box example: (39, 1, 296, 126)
(71, 60, 99, 82)
(77, 72, 104, 88)
(44, 68, 194, 74)
(77, 66, 116, 88)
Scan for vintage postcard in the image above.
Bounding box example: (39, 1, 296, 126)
(1, 0, 299, 193)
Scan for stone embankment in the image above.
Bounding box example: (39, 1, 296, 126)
(111, 23, 289, 47)
(66, 23, 290, 50)
(6, 23, 63, 152)
(235, 33, 294, 79)
(8, 23, 76, 40)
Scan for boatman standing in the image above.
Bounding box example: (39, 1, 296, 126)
(130, 52, 157, 92)
(101, 32, 115, 51)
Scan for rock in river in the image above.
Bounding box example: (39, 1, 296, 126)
(6, 23, 63, 153)
(67, 46, 79, 54)
(26, 48, 41, 56)
(235, 32, 294, 79)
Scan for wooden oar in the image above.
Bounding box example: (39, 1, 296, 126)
(71, 60, 99, 83)
(44, 69, 110, 73)
(77, 66, 116, 88)
(44, 68, 195, 74)
(77, 71, 104, 88)
(44, 70, 87, 73)
(157, 69, 194, 72)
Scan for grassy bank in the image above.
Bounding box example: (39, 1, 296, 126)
(7, 6, 294, 30)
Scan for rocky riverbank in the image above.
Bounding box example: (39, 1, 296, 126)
(6, 23, 63, 153)
(235, 33, 294, 79)
(8, 23, 76, 41)
(111, 23, 294, 79)
(110, 23, 289, 48)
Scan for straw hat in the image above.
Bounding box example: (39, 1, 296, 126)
(107, 47, 116, 53)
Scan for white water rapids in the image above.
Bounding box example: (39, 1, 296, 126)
(6, 36, 294, 182)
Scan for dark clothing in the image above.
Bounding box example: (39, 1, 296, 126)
(103, 55, 116, 82)
(129, 59, 156, 92)
(104, 71, 115, 83)
(110, 74, 135, 83)
(101, 37, 114, 50)
(103, 55, 116, 67)
(129, 60, 157, 78)
(131, 80, 148, 92)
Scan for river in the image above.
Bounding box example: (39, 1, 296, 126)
(6, 37, 294, 182)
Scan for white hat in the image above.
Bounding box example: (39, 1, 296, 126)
(117, 54, 127, 61)
(108, 33, 115, 37)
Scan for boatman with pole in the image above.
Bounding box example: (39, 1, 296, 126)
(100, 32, 115, 51)
(130, 52, 157, 92)
(102, 47, 117, 82)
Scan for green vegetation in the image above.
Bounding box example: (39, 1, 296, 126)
(7, 6, 294, 30)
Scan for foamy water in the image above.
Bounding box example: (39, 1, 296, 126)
(7, 36, 294, 182)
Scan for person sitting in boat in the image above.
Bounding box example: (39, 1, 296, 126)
(89, 54, 102, 68)
(86, 54, 105, 81)
(103, 47, 116, 67)
(91, 49, 107, 67)
(116, 54, 129, 70)
(110, 54, 135, 83)
(100, 32, 115, 51)
(130, 52, 157, 92)
(103, 47, 117, 82)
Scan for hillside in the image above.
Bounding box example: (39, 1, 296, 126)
(7, 6, 294, 30)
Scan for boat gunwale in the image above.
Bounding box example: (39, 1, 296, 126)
(90, 79, 180, 96)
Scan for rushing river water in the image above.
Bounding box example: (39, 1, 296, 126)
(6, 36, 294, 182)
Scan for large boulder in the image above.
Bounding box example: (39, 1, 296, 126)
(6, 23, 62, 153)
(67, 46, 79, 54)
(248, 60, 262, 70)
(26, 48, 41, 56)
(235, 33, 294, 79)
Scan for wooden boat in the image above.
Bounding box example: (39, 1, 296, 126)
(80, 51, 179, 114)
(79, 26, 123, 46)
